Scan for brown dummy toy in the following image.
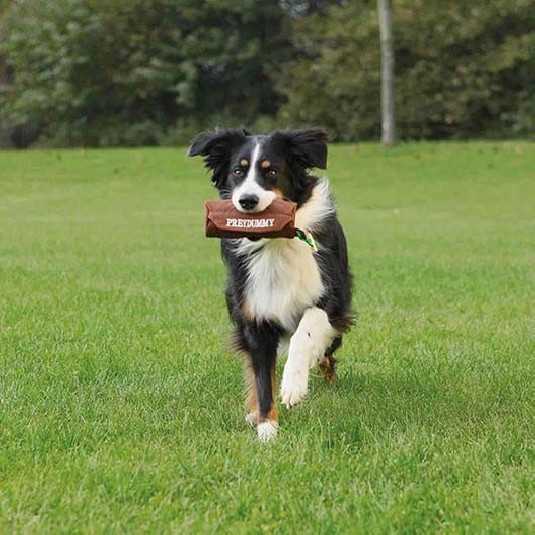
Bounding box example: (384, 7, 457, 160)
(205, 198, 297, 239)
(205, 198, 318, 250)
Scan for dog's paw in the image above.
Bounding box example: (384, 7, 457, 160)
(245, 412, 257, 427)
(257, 420, 278, 441)
(280, 364, 309, 409)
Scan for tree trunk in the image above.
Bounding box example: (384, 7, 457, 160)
(378, 0, 396, 145)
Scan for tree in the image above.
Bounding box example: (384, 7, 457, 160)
(279, 0, 534, 141)
(377, 0, 395, 145)
(0, 0, 292, 147)
(1, 0, 533, 147)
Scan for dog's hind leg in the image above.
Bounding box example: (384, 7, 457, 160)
(319, 336, 342, 383)
(280, 307, 337, 409)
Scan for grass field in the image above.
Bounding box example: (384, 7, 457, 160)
(1, 142, 534, 533)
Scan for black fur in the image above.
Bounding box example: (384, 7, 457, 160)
(189, 128, 353, 428)
(188, 128, 250, 187)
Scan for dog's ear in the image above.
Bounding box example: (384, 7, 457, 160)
(188, 128, 249, 186)
(274, 128, 328, 170)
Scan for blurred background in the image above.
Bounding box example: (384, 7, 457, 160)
(0, 0, 533, 149)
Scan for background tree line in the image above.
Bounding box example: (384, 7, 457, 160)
(0, 0, 533, 148)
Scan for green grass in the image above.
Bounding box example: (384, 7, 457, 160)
(1, 142, 534, 533)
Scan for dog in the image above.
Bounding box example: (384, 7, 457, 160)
(188, 128, 353, 440)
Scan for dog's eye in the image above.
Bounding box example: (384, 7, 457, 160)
(268, 169, 277, 177)
(232, 168, 243, 176)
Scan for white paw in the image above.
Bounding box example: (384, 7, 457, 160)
(245, 412, 257, 427)
(280, 364, 309, 408)
(257, 420, 278, 442)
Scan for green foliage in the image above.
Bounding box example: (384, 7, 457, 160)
(280, 0, 535, 140)
(394, 0, 535, 138)
(0, 0, 533, 146)
(0, 0, 14, 145)
(279, 2, 381, 141)
(0, 0, 290, 146)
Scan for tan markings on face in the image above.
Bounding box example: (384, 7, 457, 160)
(240, 158, 249, 167)
(260, 159, 271, 169)
(273, 187, 284, 199)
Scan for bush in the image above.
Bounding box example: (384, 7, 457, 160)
(279, 0, 535, 140)
(0, 0, 291, 147)
(0, 0, 533, 146)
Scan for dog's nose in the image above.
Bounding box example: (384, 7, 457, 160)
(239, 194, 259, 211)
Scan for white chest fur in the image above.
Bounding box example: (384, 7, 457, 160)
(235, 178, 334, 332)
(242, 239, 324, 332)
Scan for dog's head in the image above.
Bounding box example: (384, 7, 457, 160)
(188, 128, 328, 212)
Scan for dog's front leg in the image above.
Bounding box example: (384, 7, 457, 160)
(243, 322, 280, 441)
(280, 307, 336, 409)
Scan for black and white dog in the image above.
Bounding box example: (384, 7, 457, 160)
(189, 128, 353, 441)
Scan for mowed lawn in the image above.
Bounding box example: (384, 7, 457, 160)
(0, 142, 534, 533)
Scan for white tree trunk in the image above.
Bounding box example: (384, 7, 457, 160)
(378, 0, 396, 145)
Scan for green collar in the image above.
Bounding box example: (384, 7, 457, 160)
(295, 229, 318, 252)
